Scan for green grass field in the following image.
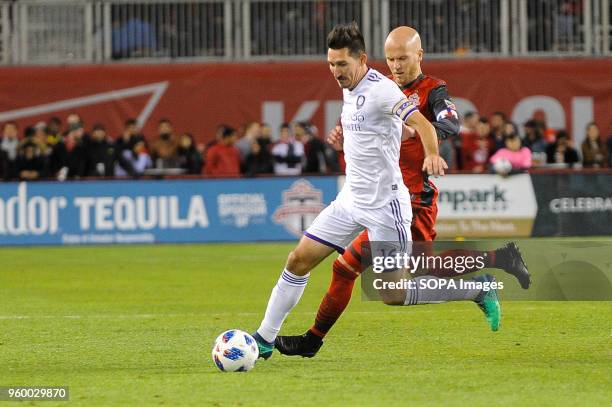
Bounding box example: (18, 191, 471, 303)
(1, 243, 611, 406)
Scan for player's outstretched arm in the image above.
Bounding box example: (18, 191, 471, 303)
(405, 111, 448, 176)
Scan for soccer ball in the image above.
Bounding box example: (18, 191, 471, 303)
(493, 157, 512, 175)
(211, 329, 259, 372)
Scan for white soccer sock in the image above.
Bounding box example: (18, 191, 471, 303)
(256, 269, 310, 343)
(404, 276, 481, 305)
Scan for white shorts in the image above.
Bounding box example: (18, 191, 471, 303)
(304, 195, 412, 254)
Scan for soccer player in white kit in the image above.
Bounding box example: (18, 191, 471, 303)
(252, 22, 447, 359)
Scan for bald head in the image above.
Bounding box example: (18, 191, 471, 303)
(385, 26, 422, 52)
(384, 26, 423, 86)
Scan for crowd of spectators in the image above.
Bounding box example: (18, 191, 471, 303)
(0, 110, 608, 182)
(456, 111, 609, 174)
(0, 114, 340, 181)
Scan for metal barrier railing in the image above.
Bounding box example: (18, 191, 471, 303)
(12, 0, 92, 63)
(1, 0, 610, 65)
(102, 0, 228, 60)
(247, 0, 367, 58)
(386, 0, 504, 57)
(0, 1, 11, 64)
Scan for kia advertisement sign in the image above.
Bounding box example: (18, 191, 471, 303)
(0, 58, 610, 148)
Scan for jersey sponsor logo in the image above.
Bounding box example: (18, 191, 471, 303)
(272, 179, 326, 238)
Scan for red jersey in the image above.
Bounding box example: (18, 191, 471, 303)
(396, 74, 458, 202)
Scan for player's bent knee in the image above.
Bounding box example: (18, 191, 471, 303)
(286, 249, 314, 276)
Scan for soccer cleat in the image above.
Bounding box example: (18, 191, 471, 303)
(474, 274, 501, 332)
(495, 242, 531, 289)
(252, 332, 274, 360)
(275, 330, 323, 358)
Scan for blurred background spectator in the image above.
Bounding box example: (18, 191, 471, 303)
(244, 137, 274, 177)
(112, 15, 157, 59)
(235, 122, 261, 161)
(546, 130, 580, 167)
(177, 133, 204, 174)
(488, 111, 507, 155)
(66, 118, 89, 178)
(204, 126, 240, 177)
(1, 122, 20, 179)
(115, 139, 152, 177)
(151, 119, 179, 169)
(522, 119, 548, 165)
(461, 116, 490, 173)
(272, 123, 304, 176)
(489, 133, 532, 172)
(115, 119, 143, 177)
(85, 124, 115, 177)
(581, 122, 608, 168)
(17, 141, 45, 180)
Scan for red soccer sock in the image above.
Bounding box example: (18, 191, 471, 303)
(310, 259, 360, 339)
(427, 249, 496, 278)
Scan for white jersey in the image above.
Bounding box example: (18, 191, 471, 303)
(339, 68, 418, 208)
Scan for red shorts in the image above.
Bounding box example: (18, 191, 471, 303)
(349, 188, 438, 246)
(410, 187, 438, 241)
(343, 187, 439, 269)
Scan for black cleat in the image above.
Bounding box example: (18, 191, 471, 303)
(275, 330, 323, 358)
(495, 242, 531, 289)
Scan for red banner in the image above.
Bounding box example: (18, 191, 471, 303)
(0, 59, 610, 147)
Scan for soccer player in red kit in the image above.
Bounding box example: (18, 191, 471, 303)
(275, 26, 531, 357)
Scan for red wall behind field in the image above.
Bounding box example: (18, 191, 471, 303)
(0, 58, 610, 145)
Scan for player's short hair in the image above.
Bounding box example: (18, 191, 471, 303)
(327, 22, 365, 57)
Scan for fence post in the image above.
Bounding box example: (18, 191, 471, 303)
(1, 2, 9, 64)
(84, 1, 94, 62)
(224, 0, 233, 59)
(518, 0, 528, 55)
(103, 1, 111, 60)
(361, 0, 372, 57)
(18, 2, 29, 63)
(603, 0, 610, 55)
(379, 0, 389, 59)
(242, 0, 250, 59)
(500, 0, 510, 55)
(583, 0, 593, 54)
